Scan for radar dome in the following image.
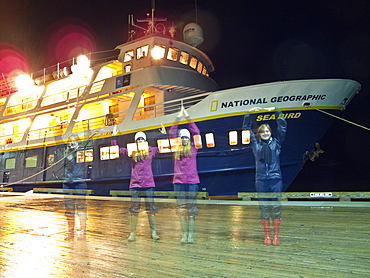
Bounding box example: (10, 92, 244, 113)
(183, 23, 204, 47)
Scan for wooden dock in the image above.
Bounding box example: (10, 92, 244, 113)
(0, 193, 369, 277)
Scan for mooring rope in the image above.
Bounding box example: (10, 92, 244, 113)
(2, 132, 98, 187)
(2, 148, 75, 187)
(315, 108, 370, 131)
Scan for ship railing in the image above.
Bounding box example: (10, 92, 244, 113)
(27, 124, 66, 141)
(0, 130, 25, 145)
(72, 112, 127, 133)
(0, 75, 18, 96)
(41, 86, 83, 107)
(132, 92, 211, 121)
(4, 99, 39, 116)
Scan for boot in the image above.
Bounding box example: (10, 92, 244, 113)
(180, 217, 188, 243)
(64, 216, 75, 240)
(187, 216, 195, 243)
(128, 215, 138, 241)
(273, 219, 282, 245)
(148, 214, 160, 240)
(260, 219, 272, 245)
(77, 216, 87, 240)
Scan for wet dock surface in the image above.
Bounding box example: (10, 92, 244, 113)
(0, 193, 369, 277)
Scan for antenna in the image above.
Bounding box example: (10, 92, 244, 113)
(195, 0, 198, 23)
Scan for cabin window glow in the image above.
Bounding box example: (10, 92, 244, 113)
(242, 130, 250, 144)
(167, 47, 179, 61)
(229, 131, 238, 145)
(193, 134, 202, 149)
(189, 56, 198, 69)
(151, 45, 166, 60)
(157, 138, 182, 153)
(25, 156, 37, 168)
(5, 158, 16, 169)
(202, 66, 208, 76)
(136, 45, 149, 59)
(124, 64, 132, 73)
(179, 51, 189, 65)
(77, 149, 93, 163)
(100, 145, 119, 160)
(205, 133, 215, 148)
(124, 50, 134, 62)
(197, 61, 203, 73)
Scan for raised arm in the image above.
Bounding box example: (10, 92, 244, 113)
(276, 111, 287, 144)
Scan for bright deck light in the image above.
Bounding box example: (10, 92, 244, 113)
(151, 45, 165, 60)
(15, 73, 33, 91)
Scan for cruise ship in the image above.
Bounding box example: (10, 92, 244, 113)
(0, 10, 361, 196)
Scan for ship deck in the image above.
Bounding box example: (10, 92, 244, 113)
(0, 193, 369, 277)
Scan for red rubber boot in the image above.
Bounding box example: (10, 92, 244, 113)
(260, 219, 272, 245)
(273, 219, 282, 245)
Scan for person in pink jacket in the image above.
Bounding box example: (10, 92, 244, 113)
(169, 107, 200, 243)
(118, 131, 160, 241)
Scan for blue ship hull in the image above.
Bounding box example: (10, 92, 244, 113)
(4, 108, 335, 196)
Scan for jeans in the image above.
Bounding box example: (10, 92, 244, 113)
(174, 183, 199, 217)
(63, 181, 87, 217)
(129, 187, 158, 216)
(256, 179, 282, 219)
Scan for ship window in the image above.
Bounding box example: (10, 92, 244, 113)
(193, 134, 203, 149)
(100, 145, 119, 160)
(197, 61, 203, 73)
(167, 47, 179, 61)
(205, 133, 215, 148)
(123, 50, 134, 62)
(5, 158, 16, 169)
(229, 131, 238, 145)
(151, 44, 166, 60)
(202, 66, 208, 76)
(47, 154, 55, 166)
(136, 45, 149, 60)
(157, 138, 182, 153)
(179, 51, 189, 65)
(25, 156, 37, 168)
(144, 95, 155, 111)
(242, 130, 250, 144)
(189, 56, 198, 69)
(124, 64, 132, 73)
(77, 149, 94, 163)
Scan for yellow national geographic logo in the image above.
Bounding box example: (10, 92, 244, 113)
(210, 100, 218, 112)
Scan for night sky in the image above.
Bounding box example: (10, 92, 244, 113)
(1, 0, 369, 191)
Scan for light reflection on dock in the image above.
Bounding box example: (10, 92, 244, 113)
(0, 193, 369, 277)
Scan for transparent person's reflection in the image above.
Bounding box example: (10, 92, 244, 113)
(63, 134, 88, 240)
(169, 106, 201, 244)
(117, 131, 160, 241)
(243, 108, 287, 245)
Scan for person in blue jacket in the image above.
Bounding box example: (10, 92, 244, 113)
(63, 134, 88, 240)
(243, 108, 287, 245)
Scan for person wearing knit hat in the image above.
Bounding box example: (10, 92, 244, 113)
(243, 107, 287, 246)
(119, 131, 160, 241)
(169, 106, 201, 244)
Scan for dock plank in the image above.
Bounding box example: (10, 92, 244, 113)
(0, 195, 369, 277)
